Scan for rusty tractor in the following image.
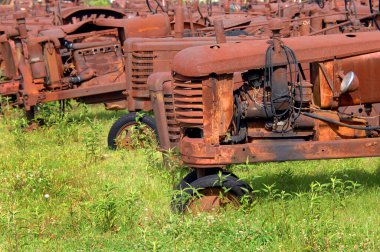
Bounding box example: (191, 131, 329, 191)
(194, 0, 380, 37)
(91, 2, 380, 150)
(1, 0, 380, 151)
(0, 11, 169, 120)
(0, 6, 263, 150)
(148, 23, 380, 212)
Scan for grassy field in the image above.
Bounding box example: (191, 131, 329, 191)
(0, 103, 379, 251)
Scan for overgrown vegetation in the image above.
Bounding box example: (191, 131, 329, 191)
(0, 102, 379, 251)
(87, 0, 110, 7)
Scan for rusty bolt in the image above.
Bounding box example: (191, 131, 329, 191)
(268, 18, 284, 53)
(14, 11, 28, 38)
(268, 18, 285, 34)
(214, 19, 226, 44)
(13, 10, 27, 20)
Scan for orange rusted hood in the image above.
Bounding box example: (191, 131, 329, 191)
(172, 32, 380, 77)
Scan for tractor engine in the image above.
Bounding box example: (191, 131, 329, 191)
(227, 65, 316, 143)
(171, 66, 318, 146)
(27, 29, 123, 91)
(2, 12, 171, 110)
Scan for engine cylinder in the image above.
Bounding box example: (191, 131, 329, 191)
(271, 66, 289, 111)
(28, 44, 47, 79)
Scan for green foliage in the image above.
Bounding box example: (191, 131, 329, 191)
(83, 118, 103, 164)
(93, 184, 119, 232)
(0, 68, 7, 82)
(0, 103, 379, 251)
(124, 112, 162, 169)
(87, 0, 110, 6)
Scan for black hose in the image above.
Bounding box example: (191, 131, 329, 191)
(302, 112, 380, 130)
(344, 0, 349, 20)
(234, 94, 241, 132)
(264, 43, 302, 128)
(146, 0, 166, 14)
(146, 0, 155, 13)
(369, 0, 380, 31)
(154, 0, 166, 13)
(230, 127, 247, 144)
(225, 95, 246, 144)
(70, 76, 82, 83)
(63, 40, 74, 49)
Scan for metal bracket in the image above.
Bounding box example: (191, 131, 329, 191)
(318, 63, 340, 98)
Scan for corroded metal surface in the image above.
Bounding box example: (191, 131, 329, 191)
(149, 29, 380, 170)
(0, 6, 262, 118)
(1, 0, 380, 137)
(172, 32, 380, 77)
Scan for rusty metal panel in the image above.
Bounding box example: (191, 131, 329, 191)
(0, 41, 17, 79)
(180, 137, 380, 167)
(313, 52, 380, 108)
(172, 32, 380, 77)
(214, 75, 234, 136)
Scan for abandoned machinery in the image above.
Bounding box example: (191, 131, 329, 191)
(1, 0, 380, 153)
(148, 25, 380, 212)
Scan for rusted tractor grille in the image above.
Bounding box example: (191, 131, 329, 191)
(163, 84, 180, 146)
(172, 80, 203, 128)
(131, 51, 153, 97)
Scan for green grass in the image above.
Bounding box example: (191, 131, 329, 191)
(0, 103, 379, 251)
(87, 0, 111, 7)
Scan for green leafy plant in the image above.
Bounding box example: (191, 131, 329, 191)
(9, 117, 29, 151)
(83, 118, 103, 164)
(93, 184, 119, 233)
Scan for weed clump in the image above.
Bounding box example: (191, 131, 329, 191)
(0, 104, 379, 251)
(93, 184, 141, 233)
(83, 118, 103, 164)
(93, 184, 119, 232)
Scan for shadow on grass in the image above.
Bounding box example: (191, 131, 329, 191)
(241, 161, 380, 196)
(68, 106, 154, 123)
(36, 103, 128, 124)
(73, 109, 127, 122)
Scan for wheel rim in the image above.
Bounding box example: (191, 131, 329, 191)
(115, 121, 155, 149)
(187, 187, 240, 213)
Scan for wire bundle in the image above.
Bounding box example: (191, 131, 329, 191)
(264, 42, 303, 132)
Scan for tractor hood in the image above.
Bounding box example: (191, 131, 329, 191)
(172, 32, 380, 77)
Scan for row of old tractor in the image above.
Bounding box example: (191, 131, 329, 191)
(2, 0, 380, 212)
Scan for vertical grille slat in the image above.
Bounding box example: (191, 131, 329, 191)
(163, 84, 180, 146)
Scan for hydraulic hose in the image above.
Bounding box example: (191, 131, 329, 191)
(302, 112, 380, 130)
(369, 0, 380, 31)
(234, 94, 241, 132)
(146, 0, 155, 13)
(225, 94, 246, 144)
(230, 127, 247, 144)
(69, 68, 96, 84)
